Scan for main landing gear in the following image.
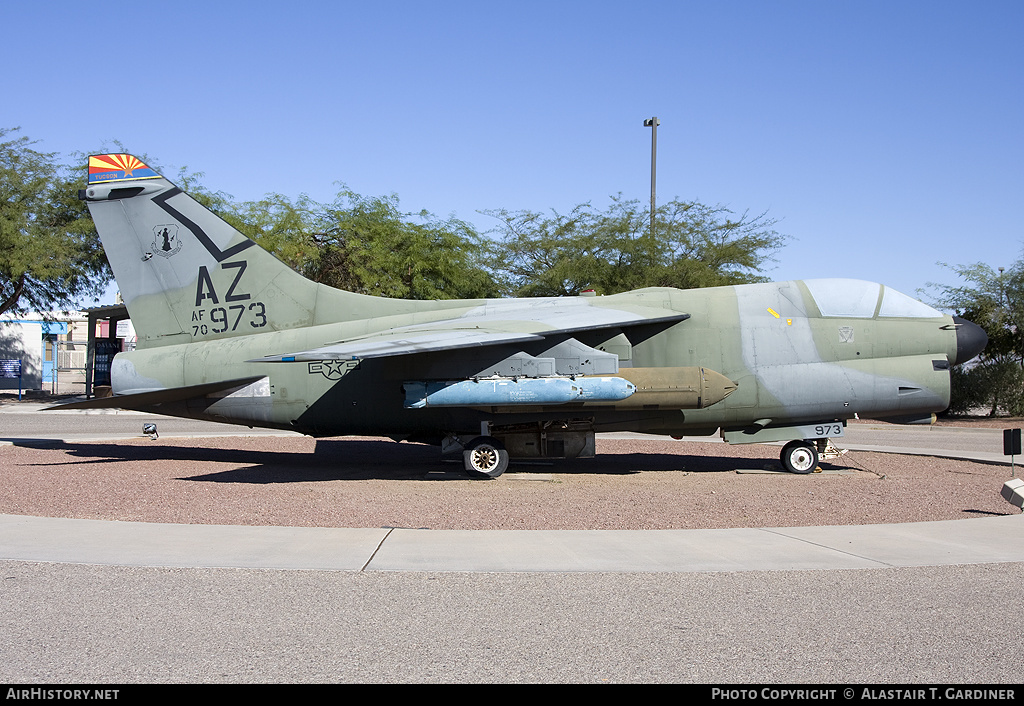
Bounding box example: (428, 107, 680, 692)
(463, 436, 510, 479)
(455, 419, 595, 479)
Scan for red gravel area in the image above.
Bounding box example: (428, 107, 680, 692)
(0, 435, 1015, 529)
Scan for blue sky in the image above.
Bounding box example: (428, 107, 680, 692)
(4, 0, 1021, 304)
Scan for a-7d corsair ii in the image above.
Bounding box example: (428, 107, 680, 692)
(59, 153, 987, 477)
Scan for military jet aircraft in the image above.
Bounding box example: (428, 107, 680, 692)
(58, 153, 987, 477)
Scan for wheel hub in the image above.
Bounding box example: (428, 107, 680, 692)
(471, 447, 499, 471)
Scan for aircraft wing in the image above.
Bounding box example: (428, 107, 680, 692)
(47, 376, 267, 410)
(250, 302, 689, 362)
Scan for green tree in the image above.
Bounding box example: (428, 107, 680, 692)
(926, 260, 1024, 416)
(0, 128, 110, 316)
(483, 196, 786, 297)
(227, 187, 499, 300)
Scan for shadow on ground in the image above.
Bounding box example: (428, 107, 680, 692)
(5, 437, 853, 483)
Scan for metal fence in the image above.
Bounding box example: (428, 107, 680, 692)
(45, 340, 90, 395)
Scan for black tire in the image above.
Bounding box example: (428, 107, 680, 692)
(780, 440, 818, 474)
(463, 436, 509, 479)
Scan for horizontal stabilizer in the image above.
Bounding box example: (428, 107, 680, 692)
(47, 376, 266, 411)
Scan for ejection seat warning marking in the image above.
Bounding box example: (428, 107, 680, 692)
(191, 260, 268, 337)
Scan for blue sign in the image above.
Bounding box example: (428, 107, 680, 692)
(0, 359, 21, 379)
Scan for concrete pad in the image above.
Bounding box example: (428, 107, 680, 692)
(735, 468, 855, 475)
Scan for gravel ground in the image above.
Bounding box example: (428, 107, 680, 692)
(0, 432, 1016, 529)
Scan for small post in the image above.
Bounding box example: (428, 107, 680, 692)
(1004, 428, 1021, 477)
(643, 117, 660, 242)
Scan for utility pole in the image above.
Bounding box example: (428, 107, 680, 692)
(643, 117, 660, 241)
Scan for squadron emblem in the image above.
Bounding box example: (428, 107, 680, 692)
(152, 225, 182, 257)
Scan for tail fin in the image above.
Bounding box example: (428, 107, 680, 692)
(82, 154, 403, 347)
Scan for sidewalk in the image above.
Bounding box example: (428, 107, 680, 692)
(2, 513, 1022, 573)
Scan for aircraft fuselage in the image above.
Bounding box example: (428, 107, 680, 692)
(63, 154, 987, 476)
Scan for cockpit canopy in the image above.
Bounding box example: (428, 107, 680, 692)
(803, 279, 942, 319)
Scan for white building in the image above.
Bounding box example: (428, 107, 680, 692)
(0, 308, 132, 396)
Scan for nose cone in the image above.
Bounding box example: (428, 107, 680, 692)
(952, 316, 988, 365)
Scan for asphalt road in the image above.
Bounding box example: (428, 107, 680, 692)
(4, 560, 1020, 684)
(2, 404, 1022, 684)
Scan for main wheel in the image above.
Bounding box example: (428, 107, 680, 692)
(780, 440, 818, 474)
(463, 436, 509, 479)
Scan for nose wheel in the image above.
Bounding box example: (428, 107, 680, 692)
(780, 440, 819, 474)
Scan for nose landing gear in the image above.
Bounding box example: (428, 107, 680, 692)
(780, 440, 819, 474)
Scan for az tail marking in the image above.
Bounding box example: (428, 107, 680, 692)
(222, 261, 251, 302)
(195, 260, 251, 306)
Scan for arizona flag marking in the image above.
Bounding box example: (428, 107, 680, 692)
(88, 154, 159, 184)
